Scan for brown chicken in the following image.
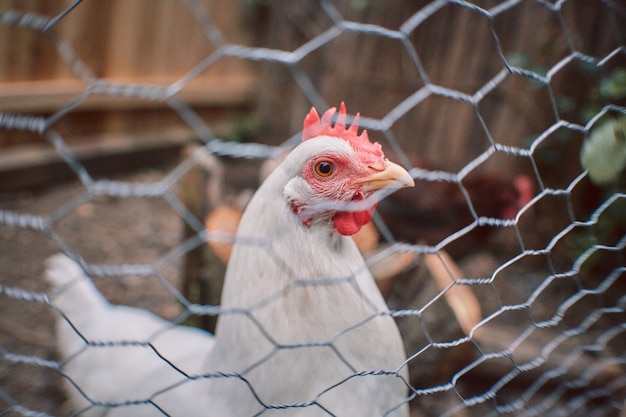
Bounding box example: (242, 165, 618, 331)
(376, 159, 533, 259)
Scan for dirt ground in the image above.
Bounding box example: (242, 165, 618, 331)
(0, 161, 624, 417)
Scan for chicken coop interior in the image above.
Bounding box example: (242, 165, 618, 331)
(1, 1, 625, 416)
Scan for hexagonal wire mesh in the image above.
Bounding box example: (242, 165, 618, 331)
(0, 0, 625, 416)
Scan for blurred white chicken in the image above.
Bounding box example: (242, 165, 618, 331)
(46, 103, 414, 416)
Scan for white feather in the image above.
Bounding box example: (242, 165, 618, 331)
(46, 136, 409, 416)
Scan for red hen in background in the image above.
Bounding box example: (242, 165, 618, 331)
(376, 158, 533, 259)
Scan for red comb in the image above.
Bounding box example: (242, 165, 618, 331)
(302, 102, 384, 158)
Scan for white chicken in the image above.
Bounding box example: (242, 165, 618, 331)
(46, 103, 414, 417)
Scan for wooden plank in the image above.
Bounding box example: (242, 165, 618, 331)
(179, 146, 226, 333)
(0, 127, 197, 192)
(0, 73, 258, 113)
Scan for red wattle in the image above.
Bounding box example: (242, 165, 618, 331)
(333, 195, 377, 236)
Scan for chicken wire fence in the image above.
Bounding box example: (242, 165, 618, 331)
(1, 0, 625, 416)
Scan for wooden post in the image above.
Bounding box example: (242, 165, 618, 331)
(179, 145, 225, 333)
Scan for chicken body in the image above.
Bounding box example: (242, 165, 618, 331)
(47, 106, 412, 416)
(46, 255, 217, 416)
(211, 136, 410, 416)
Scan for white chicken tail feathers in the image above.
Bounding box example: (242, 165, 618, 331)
(45, 253, 86, 288)
(45, 253, 109, 312)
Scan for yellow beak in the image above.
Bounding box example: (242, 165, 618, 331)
(356, 159, 415, 192)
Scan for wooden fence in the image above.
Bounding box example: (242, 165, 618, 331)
(1, 1, 624, 189)
(0, 0, 260, 190)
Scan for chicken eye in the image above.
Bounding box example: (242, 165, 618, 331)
(314, 161, 335, 177)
